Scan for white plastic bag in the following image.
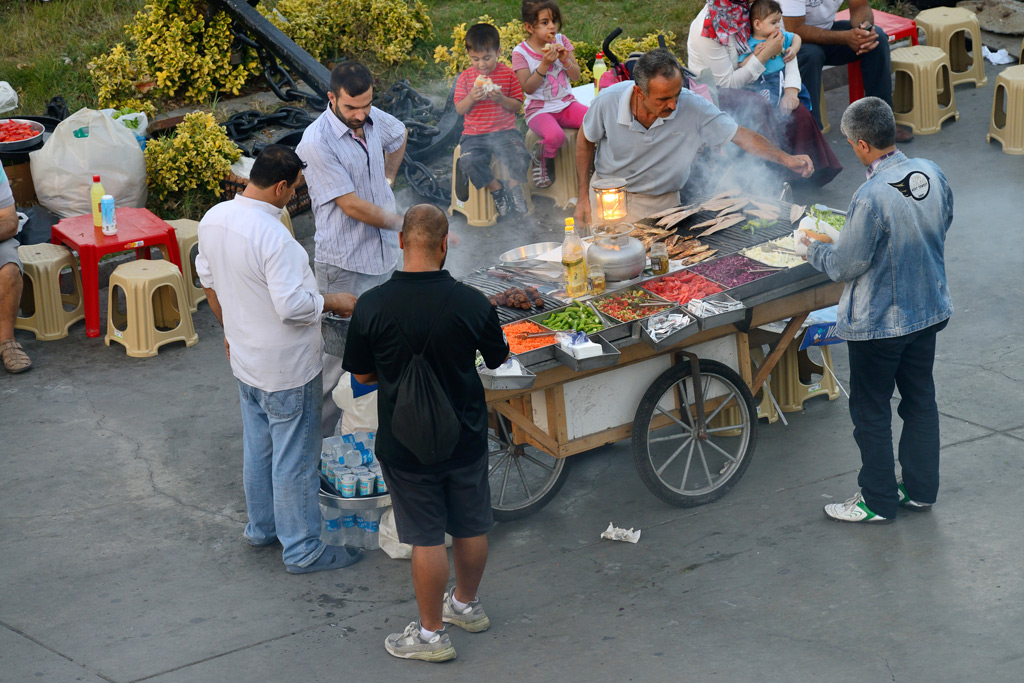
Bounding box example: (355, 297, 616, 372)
(378, 508, 452, 560)
(29, 108, 147, 218)
(0, 82, 17, 114)
(331, 371, 379, 435)
(114, 111, 149, 138)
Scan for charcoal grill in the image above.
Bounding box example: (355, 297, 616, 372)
(462, 271, 565, 326)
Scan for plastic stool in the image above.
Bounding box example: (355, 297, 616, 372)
(164, 219, 204, 313)
(819, 81, 831, 134)
(105, 259, 198, 357)
(525, 128, 579, 209)
(280, 207, 295, 237)
(448, 145, 533, 227)
(891, 46, 958, 135)
(915, 7, 987, 88)
(14, 243, 84, 341)
(987, 65, 1024, 155)
(771, 344, 840, 413)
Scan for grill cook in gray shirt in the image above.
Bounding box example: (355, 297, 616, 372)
(295, 61, 408, 438)
(575, 50, 814, 226)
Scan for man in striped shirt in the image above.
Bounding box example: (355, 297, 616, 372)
(297, 62, 408, 437)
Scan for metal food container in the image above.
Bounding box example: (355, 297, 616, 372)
(687, 292, 746, 331)
(478, 364, 537, 391)
(322, 313, 348, 358)
(0, 119, 45, 152)
(502, 319, 559, 365)
(552, 335, 621, 372)
(589, 287, 674, 325)
(640, 309, 700, 351)
(499, 242, 561, 268)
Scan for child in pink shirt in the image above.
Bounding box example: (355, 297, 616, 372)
(512, 0, 588, 188)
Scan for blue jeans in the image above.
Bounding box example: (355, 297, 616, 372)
(847, 320, 947, 518)
(238, 373, 325, 567)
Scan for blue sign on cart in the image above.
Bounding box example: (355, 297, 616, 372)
(798, 306, 844, 351)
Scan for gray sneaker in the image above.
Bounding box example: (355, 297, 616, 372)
(384, 621, 456, 662)
(442, 588, 491, 632)
(509, 185, 528, 215)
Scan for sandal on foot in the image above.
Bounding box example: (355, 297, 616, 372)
(1, 339, 32, 374)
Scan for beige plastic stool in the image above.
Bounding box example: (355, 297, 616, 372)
(771, 344, 840, 413)
(891, 45, 959, 134)
(448, 145, 533, 227)
(525, 128, 579, 209)
(915, 7, 987, 88)
(279, 207, 295, 237)
(987, 65, 1024, 155)
(164, 219, 204, 312)
(105, 259, 197, 357)
(819, 81, 831, 134)
(14, 243, 84, 340)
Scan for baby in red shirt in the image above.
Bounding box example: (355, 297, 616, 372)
(454, 24, 530, 217)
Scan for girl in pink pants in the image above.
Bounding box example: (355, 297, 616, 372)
(513, 0, 588, 187)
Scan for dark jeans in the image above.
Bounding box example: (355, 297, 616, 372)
(797, 22, 892, 129)
(458, 129, 529, 189)
(847, 319, 948, 518)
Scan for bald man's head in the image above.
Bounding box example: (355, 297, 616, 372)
(401, 204, 449, 253)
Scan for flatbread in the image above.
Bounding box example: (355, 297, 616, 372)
(697, 213, 746, 238)
(658, 206, 703, 228)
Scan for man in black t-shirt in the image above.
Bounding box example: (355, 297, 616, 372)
(343, 204, 509, 662)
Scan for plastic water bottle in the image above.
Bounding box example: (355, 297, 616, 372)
(340, 445, 374, 467)
(90, 175, 105, 229)
(593, 52, 608, 94)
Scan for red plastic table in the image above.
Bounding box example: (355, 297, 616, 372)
(51, 207, 183, 338)
(835, 9, 919, 103)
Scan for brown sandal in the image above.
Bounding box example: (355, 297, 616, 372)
(1, 339, 32, 374)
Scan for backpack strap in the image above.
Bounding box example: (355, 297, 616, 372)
(381, 279, 460, 355)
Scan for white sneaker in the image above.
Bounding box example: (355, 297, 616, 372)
(897, 478, 933, 511)
(384, 621, 456, 662)
(442, 588, 491, 632)
(824, 492, 893, 524)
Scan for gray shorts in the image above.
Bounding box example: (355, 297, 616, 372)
(0, 238, 22, 273)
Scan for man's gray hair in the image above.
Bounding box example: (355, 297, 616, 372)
(633, 49, 683, 94)
(840, 96, 896, 150)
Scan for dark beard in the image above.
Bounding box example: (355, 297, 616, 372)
(331, 103, 364, 130)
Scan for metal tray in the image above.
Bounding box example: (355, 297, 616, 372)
(502, 319, 558, 365)
(319, 484, 392, 510)
(640, 310, 700, 351)
(552, 335, 621, 372)
(529, 301, 605, 334)
(322, 313, 348, 358)
(687, 292, 746, 331)
(478, 364, 537, 391)
(588, 286, 674, 337)
(0, 119, 45, 152)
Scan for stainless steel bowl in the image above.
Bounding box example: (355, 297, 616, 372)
(0, 119, 45, 152)
(499, 241, 561, 267)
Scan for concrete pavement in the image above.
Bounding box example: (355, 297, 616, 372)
(2, 60, 1023, 682)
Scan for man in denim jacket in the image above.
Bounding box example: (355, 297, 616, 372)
(801, 97, 952, 524)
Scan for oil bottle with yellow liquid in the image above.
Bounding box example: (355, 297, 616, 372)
(561, 217, 588, 298)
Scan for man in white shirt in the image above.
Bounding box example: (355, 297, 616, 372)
(296, 61, 408, 438)
(781, 0, 913, 142)
(0, 167, 31, 374)
(196, 145, 362, 574)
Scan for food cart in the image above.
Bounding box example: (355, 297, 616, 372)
(470, 195, 845, 520)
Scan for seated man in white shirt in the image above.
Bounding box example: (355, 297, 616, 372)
(196, 145, 361, 574)
(781, 0, 914, 142)
(0, 167, 31, 374)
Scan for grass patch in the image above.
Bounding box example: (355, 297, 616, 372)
(0, 0, 145, 116)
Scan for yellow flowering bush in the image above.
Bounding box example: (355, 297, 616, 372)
(89, 0, 258, 106)
(145, 112, 242, 201)
(263, 0, 433, 66)
(88, 43, 158, 117)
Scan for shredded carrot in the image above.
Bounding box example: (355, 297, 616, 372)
(503, 321, 555, 355)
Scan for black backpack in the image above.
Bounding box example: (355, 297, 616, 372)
(381, 282, 461, 465)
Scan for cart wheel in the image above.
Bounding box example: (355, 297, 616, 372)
(488, 416, 572, 521)
(632, 359, 757, 507)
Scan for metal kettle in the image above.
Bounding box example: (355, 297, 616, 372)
(586, 224, 646, 281)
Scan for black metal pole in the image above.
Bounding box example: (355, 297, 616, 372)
(210, 0, 331, 99)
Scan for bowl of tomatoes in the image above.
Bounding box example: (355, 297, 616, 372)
(0, 119, 45, 152)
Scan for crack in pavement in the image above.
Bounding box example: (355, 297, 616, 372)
(1, 620, 118, 683)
